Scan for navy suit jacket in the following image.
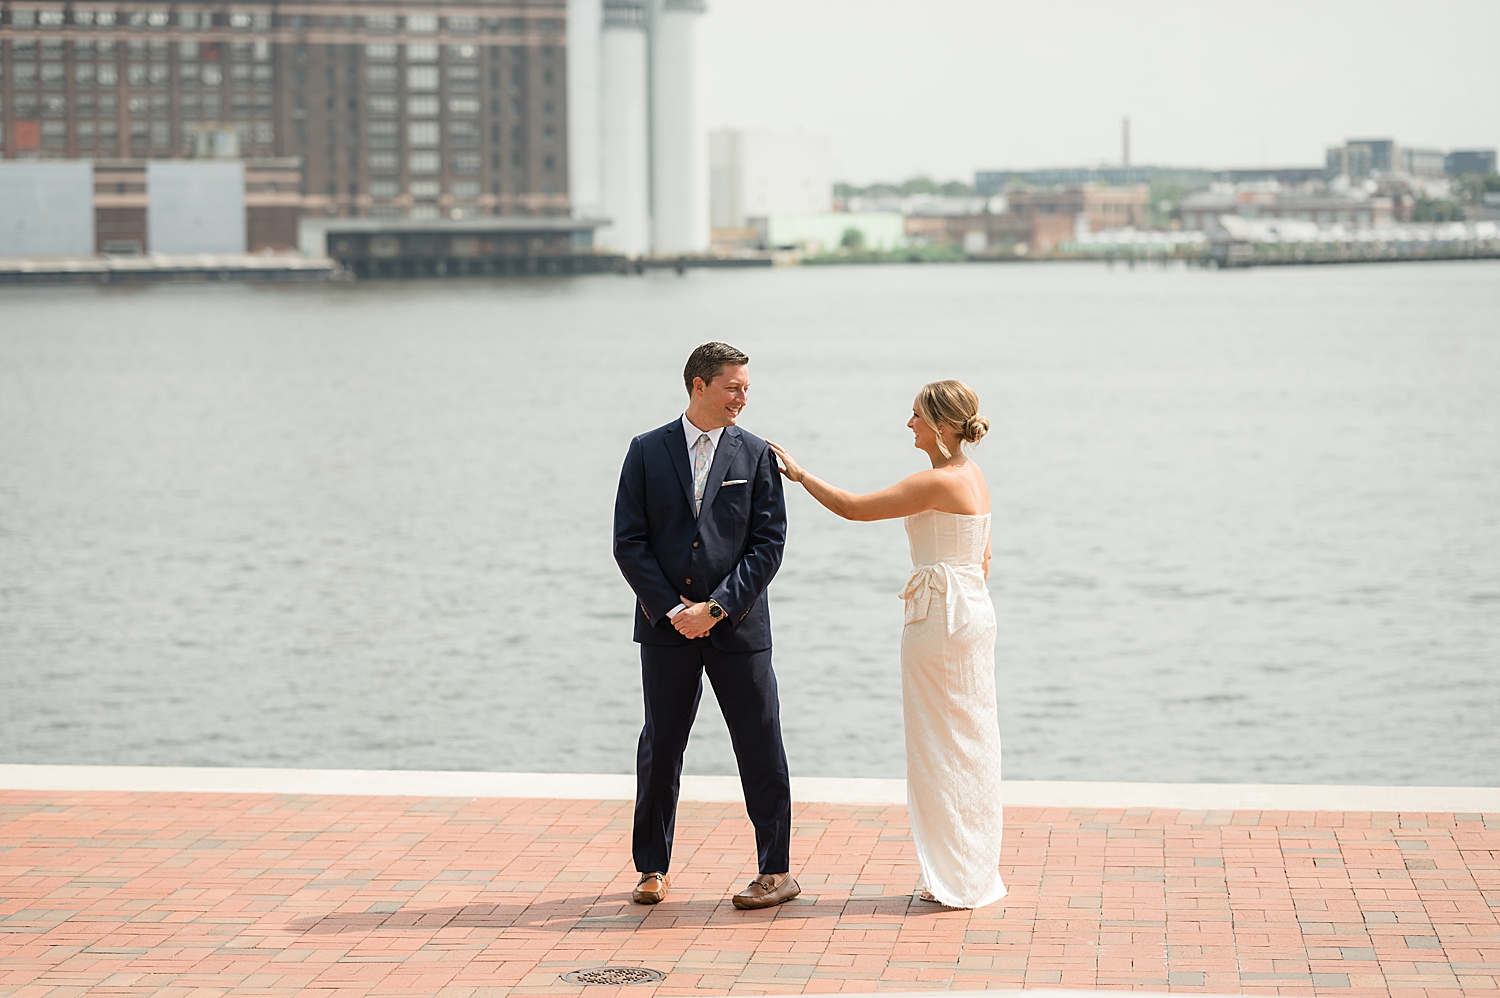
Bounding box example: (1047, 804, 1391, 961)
(614, 419, 787, 653)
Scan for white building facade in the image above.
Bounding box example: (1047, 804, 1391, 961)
(0, 162, 95, 257)
(571, 0, 708, 256)
(710, 130, 832, 231)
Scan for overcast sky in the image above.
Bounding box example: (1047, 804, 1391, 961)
(698, 0, 1500, 184)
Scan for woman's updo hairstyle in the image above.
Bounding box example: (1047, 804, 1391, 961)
(916, 380, 989, 458)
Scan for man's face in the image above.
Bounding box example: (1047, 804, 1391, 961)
(693, 364, 750, 428)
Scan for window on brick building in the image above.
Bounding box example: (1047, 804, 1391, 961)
(407, 121, 439, 147)
(365, 120, 396, 149)
(408, 151, 440, 174)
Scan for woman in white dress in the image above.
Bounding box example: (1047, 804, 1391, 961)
(768, 381, 1005, 909)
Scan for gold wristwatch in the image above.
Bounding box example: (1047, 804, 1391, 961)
(706, 599, 725, 620)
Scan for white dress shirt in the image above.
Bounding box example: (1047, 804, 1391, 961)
(667, 414, 726, 619)
(681, 413, 725, 467)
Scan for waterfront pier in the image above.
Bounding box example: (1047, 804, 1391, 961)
(1, 767, 1495, 997)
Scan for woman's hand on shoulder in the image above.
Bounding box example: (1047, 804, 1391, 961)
(766, 441, 804, 483)
(767, 443, 976, 522)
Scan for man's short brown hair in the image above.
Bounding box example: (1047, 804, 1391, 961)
(683, 342, 749, 394)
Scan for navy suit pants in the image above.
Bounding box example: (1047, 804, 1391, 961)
(633, 641, 792, 876)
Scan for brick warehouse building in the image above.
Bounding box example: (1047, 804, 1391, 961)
(0, 0, 570, 221)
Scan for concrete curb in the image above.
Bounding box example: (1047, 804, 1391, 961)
(1, 765, 1496, 811)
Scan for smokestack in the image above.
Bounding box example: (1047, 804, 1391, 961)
(1122, 117, 1131, 168)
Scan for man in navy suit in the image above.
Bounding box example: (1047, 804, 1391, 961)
(613, 342, 799, 909)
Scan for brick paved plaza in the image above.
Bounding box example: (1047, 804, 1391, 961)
(1, 788, 1497, 997)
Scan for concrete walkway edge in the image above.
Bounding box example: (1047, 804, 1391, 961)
(2, 763, 1497, 811)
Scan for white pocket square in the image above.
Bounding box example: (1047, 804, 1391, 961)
(721, 479, 748, 486)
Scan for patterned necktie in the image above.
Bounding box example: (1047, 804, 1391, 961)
(692, 433, 711, 515)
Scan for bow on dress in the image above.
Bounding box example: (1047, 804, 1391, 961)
(899, 562, 981, 637)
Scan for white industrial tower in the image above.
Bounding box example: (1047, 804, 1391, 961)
(649, 0, 708, 255)
(571, 0, 708, 257)
(565, 0, 603, 221)
(596, 1, 651, 255)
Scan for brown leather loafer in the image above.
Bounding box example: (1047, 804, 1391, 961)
(632, 871, 669, 904)
(732, 872, 800, 909)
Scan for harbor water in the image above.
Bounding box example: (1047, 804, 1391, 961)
(2, 261, 1497, 785)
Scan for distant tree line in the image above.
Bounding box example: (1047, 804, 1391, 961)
(834, 177, 974, 199)
(1414, 172, 1500, 222)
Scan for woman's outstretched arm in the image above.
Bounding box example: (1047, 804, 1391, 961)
(768, 441, 947, 522)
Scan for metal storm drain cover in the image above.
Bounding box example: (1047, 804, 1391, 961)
(561, 966, 667, 986)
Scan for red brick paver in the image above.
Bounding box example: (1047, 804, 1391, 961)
(0, 791, 1496, 997)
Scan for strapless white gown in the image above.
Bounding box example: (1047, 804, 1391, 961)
(898, 509, 1006, 908)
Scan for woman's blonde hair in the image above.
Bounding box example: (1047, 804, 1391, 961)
(916, 380, 990, 458)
